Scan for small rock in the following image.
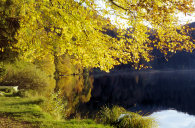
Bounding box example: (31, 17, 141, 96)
(0, 92, 4, 96)
(13, 86, 18, 92)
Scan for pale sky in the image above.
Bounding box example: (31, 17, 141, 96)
(95, 0, 195, 28)
(75, 0, 195, 28)
(177, 13, 195, 25)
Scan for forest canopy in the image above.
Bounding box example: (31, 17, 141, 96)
(0, 0, 194, 71)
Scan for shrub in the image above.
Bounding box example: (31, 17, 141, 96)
(0, 61, 52, 93)
(98, 106, 157, 128)
(118, 112, 157, 128)
(0, 62, 6, 80)
(98, 106, 126, 126)
(41, 91, 68, 120)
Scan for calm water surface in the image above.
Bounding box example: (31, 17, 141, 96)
(56, 70, 195, 127)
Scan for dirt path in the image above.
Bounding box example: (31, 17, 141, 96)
(0, 117, 34, 128)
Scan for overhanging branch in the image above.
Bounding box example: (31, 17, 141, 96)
(109, 0, 128, 11)
(108, 0, 136, 19)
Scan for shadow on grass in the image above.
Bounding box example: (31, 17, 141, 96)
(8, 99, 44, 105)
(0, 97, 113, 128)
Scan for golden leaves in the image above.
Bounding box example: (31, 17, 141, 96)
(1, 0, 193, 71)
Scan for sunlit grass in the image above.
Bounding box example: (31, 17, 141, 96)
(0, 96, 112, 128)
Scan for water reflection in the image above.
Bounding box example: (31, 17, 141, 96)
(83, 70, 195, 116)
(55, 75, 93, 117)
(150, 110, 195, 128)
(49, 70, 195, 122)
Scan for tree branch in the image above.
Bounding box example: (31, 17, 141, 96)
(108, 0, 136, 19)
(109, 0, 128, 11)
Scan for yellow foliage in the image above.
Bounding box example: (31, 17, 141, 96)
(1, 0, 194, 71)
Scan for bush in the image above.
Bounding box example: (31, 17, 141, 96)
(0, 61, 52, 93)
(98, 106, 126, 125)
(41, 91, 68, 120)
(118, 112, 157, 128)
(0, 62, 6, 80)
(98, 106, 157, 128)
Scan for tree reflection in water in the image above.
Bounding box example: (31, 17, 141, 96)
(55, 75, 93, 118)
(44, 70, 195, 119)
(82, 71, 195, 116)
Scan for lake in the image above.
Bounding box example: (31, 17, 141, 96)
(55, 70, 195, 127)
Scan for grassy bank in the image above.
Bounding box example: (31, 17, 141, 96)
(0, 96, 112, 128)
(0, 62, 157, 128)
(98, 106, 158, 128)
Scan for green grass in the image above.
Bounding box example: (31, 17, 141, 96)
(0, 96, 113, 128)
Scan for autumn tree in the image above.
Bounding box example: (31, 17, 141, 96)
(0, 0, 19, 61)
(97, 0, 195, 68)
(7, 0, 120, 72)
(0, 0, 195, 72)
